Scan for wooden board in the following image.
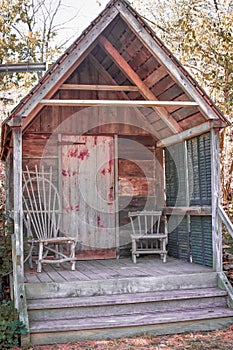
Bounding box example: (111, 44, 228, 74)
(61, 135, 116, 259)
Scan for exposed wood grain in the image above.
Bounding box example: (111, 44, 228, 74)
(164, 207, 212, 216)
(27, 288, 227, 310)
(22, 137, 57, 158)
(178, 112, 205, 129)
(39, 106, 60, 132)
(20, 6, 119, 131)
(29, 315, 233, 345)
(39, 99, 199, 107)
(29, 307, 233, 333)
(151, 75, 175, 97)
(117, 2, 225, 123)
(61, 135, 116, 258)
(211, 129, 222, 272)
(154, 148, 165, 209)
(5, 152, 13, 212)
(98, 35, 183, 134)
(114, 135, 120, 257)
(156, 121, 212, 148)
(118, 159, 155, 178)
(89, 54, 161, 139)
(60, 84, 139, 91)
(25, 260, 215, 292)
(144, 65, 167, 88)
(12, 122, 30, 333)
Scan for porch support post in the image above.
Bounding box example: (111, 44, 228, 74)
(211, 128, 222, 272)
(11, 116, 30, 335)
(114, 135, 120, 258)
(5, 152, 13, 213)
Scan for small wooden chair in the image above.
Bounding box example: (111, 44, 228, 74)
(128, 210, 168, 263)
(23, 166, 77, 273)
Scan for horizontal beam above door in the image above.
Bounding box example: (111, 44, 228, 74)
(39, 99, 199, 107)
(60, 84, 139, 91)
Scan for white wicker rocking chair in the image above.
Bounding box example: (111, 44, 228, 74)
(23, 166, 76, 272)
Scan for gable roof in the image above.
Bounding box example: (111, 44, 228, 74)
(1, 0, 230, 159)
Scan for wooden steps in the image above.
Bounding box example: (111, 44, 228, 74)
(29, 307, 233, 345)
(25, 272, 218, 299)
(25, 272, 233, 345)
(27, 288, 228, 321)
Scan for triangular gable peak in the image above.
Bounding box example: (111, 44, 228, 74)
(1, 0, 229, 159)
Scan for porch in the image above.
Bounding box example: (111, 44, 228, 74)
(23, 256, 233, 345)
(24, 256, 211, 284)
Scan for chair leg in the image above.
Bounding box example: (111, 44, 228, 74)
(37, 242, 43, 273)
(29, 254, 33, 269)
(162, 238, 167, 263)
(55, 243, 61, 267)
(132, 238, 137, 263)
(55, 243, 59, 259)
(70, 241, 76, 271)
(28, 243, 34, 269)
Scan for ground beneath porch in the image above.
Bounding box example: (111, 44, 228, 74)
(12, 324, 233, 349)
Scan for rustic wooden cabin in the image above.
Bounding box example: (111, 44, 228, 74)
(1, 0, 233, 345)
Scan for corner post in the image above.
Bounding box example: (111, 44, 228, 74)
(211, 128, 222, 272)
(11, 116, 30, 337)
(114, 135, 120, 258)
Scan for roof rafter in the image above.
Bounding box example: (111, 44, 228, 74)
(98, 34, 183, 134)
(117, 1, 229, 125)
(89, 54, 161, 139)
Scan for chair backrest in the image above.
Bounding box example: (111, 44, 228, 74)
(22, 166, 61, 240)
(128, 211, 162, 235)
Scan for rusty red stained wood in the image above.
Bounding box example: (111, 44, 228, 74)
(59, 53, 69, 64)
(101, 166, 112, 175)
(97, 215, 104, 228)
(65, 205, 80, 213)
(68, 148, 79, 158)
(62, 169, 78, 177)
(78, 149, 89, 160)
(61, 135, 115, 258)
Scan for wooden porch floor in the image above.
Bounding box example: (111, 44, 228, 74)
(24, 256, 212, 284)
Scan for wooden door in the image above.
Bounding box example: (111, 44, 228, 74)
(61, 135, 116, 259)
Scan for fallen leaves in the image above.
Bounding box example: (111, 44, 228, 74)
(12, 325, 233, 350)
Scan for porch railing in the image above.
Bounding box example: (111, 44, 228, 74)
(217, 205, 233, 308)
(218, 205, 233, 239)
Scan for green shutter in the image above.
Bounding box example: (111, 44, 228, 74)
(165, 134, 213, 266)
(168, 215, 190, 261)
(187, 133, 211, 205)
(190, 216, 213, 267)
